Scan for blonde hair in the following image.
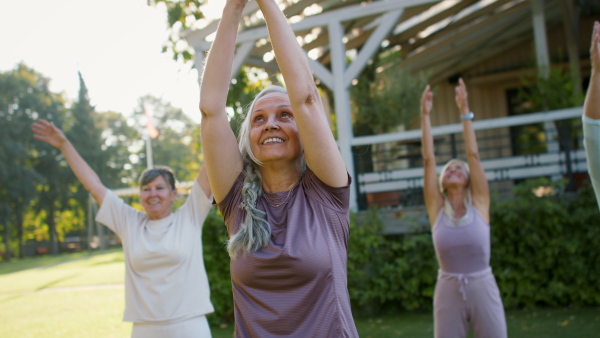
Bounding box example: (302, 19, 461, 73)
(438, 159, 472, 219)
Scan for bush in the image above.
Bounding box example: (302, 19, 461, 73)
(348, 208, 437, 316)
(202, 178, 600, 323)
(348, 178, 600, 315)
(491, 178, 600, 308)
(202, 208, 234, 325)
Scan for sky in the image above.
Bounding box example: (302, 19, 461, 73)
(0, 0, 223, 123)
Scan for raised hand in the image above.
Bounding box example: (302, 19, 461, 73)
(454, 78, 470, 115)
(591, 21, 599, 74)
(421, 85, 433, 116)
(32, 119, 67, 149)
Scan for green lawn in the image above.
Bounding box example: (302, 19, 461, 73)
(1, 251, 599, 337)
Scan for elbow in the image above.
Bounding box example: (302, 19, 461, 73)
(466, 149, 481, 162)
(422, 155, 435, 166)
(199, 101, 218, 120)
(291, 85, 320, 108)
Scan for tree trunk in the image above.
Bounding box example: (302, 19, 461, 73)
(48, 204, 59, 256)
(2, 217, 11, 262)
(17, 206, 24, 259)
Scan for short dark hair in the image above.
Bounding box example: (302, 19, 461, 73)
(139, 166, 176, 191)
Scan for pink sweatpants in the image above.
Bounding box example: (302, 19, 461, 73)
(433, 267, 507, 338)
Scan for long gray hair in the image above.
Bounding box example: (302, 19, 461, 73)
(227, 86, 293, 259)
(438, 159, 472, 219)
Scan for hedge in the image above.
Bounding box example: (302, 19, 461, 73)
(203, 178, 600, 323)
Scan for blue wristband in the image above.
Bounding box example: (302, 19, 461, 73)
(460, 112, 474, 120)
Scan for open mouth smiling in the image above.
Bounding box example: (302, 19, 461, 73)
(263, 137, 284, 145)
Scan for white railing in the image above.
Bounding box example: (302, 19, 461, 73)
(357, 107, 585, 197)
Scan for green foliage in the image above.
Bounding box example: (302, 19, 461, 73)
(347, 178, 600, 316)
(347, 208, 437, 315)
(147, 0, 205, 63)
(201, 208, 233, 324)
(517, 66, 584, 113)
(350, 51, 429, 136)
(490, 178, 600, 309)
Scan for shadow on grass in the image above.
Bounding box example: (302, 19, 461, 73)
(0, 294, 24, 305)
(92, 258, 125, 266)
(35, 273, 81, 291)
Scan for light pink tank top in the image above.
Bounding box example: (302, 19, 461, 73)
(432, 205, 490, 274)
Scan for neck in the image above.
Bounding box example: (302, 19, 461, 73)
(259, 162, 302, 193)
(445, 188, 467, 218)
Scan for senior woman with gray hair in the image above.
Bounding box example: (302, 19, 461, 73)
(32, 119, 214, 337)
(199, 0, 358, 336)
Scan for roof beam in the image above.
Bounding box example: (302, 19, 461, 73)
(345, 9, 405, 87)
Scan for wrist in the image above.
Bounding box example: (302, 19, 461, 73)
(460, 111, 474, 120)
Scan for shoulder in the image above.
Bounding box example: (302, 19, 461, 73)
(302, 167, 351, 211)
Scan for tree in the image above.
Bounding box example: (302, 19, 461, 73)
(147, 0, 206, 63)
(62, 72, 118, 237)
(94, 110, 143, 188)
(0, 64, 65, 258)
(24, 70, 74, 256)
(133, 95, 202, 182)
(350, 50, 429, 174)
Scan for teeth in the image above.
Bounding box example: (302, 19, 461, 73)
(263, 138, 283, 145)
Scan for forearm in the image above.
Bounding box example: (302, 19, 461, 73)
(199, 3, 245, 117)
(421, 115, 436, 161)
(461, 117, 481, 161)
(256, 0, 316, 104)
(60, 140, 106, 203)
(584, 70, 600, 120)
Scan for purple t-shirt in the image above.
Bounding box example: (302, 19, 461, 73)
(216, 167, 358, 337)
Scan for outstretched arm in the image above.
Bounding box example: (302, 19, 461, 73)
(196, 165, 212, 199)
(455, 78, 490, 222)
(199, 0, 247, 203)
(583, 21, 600, 209)
(584, 21, 600, 120)
(32, 119, 107, 205)
(256, 0, 347, 187)
(421, 85, 443, 226)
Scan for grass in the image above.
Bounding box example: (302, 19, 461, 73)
(354, 307, 600, 337)
(1, 251, 599, 337)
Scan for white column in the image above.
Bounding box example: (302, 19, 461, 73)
(530, 0, 550, 79)
(329, 20, 357, 210)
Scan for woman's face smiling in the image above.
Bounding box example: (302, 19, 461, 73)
(249, 92, 302, 164)
(140, 175, 177, 220)
(442, 162, 469, 191)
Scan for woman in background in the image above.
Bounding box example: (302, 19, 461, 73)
(32, 119, 214, 337)
(420, 79, 507, 338)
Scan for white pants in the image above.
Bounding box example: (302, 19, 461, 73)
(434, 267, 507, 338)
(131, 315, 211, 338)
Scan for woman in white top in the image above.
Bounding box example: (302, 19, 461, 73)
(32, 119, 214, 338)
(583, 21, 600, 209)
(420, 79, 507, 338)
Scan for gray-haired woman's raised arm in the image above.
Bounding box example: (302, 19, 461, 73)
(199, 0, 247, 203)
(255, 0, 347, 187)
